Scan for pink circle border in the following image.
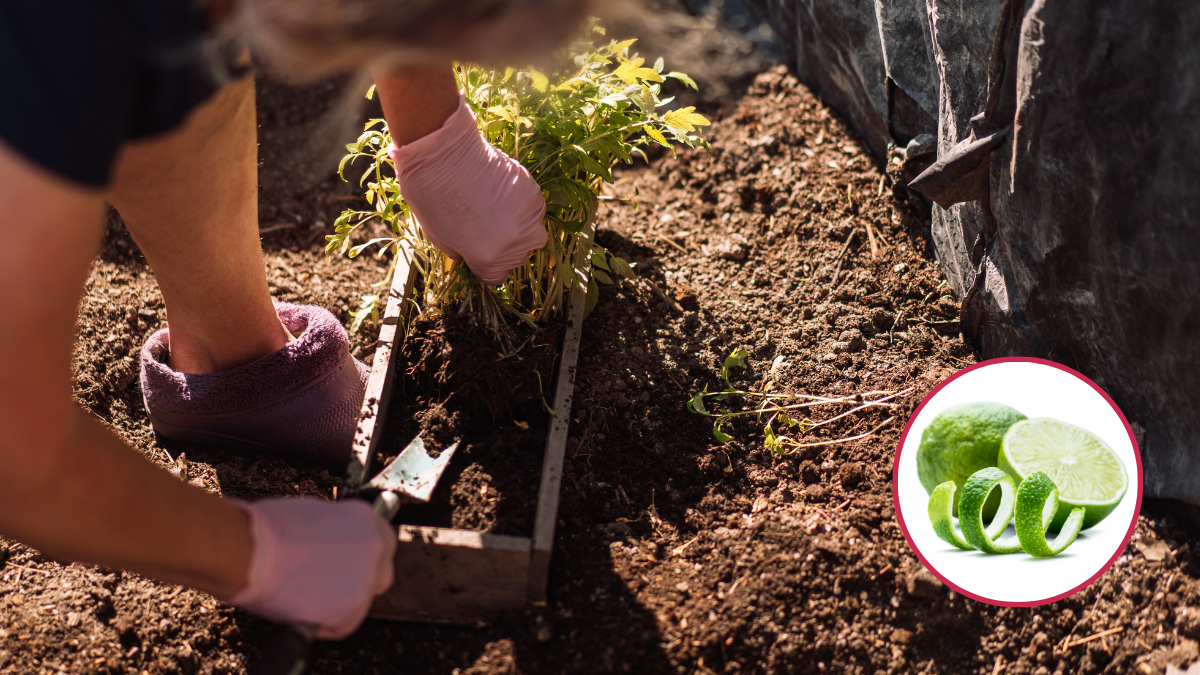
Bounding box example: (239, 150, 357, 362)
(891, 356, 1144, 607)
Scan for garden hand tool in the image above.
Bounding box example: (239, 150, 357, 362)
(252, 435, 459, 675)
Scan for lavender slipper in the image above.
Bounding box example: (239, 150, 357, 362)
(140, 303, 368, 471)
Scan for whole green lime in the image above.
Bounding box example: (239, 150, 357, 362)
(916, 402, 1027, 517)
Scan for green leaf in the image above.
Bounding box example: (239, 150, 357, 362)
(653, 57, 665, 73)
(487, 105, 516, 123)
(724, 348, 749, 372)
(529, 70, 549, 93)
(584, 277, 600, 318)
(722, 348, 749, 389)
(598, 93, 628, 107)
(594, 134, 632, 162)
(352, 237, 395, 258)
(644, 125, 670, 147)
(627, 85, 655, 113)
(610, 38, 637, 55)
(609, 257, 637, 279)
(324, 234, 342, 259)
(570, 145, 614, 182)
(590, 252, 611, 271)
(663, 106, 712, 132)
(764, 425, 782, 453)
(546, 182, 574, 208)
(667, 72, 699, 90)
(592, 268, 614, 285)
(337, 153, 355, 179)
(615, 58, 665, 84)
(365, 84, 377, 100)
(687, 391, 709, 414)
(546, 212, 587, 234)
(713, 419, 733, 444)
(349, 293, 378, 333)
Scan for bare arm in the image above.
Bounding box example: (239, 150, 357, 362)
(372, 62, 460, 147)
(0, 140, 251, 597)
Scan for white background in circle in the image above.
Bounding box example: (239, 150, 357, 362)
(896, 360, 1138, 604)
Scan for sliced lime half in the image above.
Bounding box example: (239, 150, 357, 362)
(998, 418, 1128, 530)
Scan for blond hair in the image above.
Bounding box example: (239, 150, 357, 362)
(224, 0, 593, 80)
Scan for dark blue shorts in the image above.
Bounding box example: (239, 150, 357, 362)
(0, 1, 238, 188)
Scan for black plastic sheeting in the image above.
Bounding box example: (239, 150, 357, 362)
(737, 0, 1200, 504)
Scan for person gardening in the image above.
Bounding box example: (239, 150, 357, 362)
(0, 0, 586, 639)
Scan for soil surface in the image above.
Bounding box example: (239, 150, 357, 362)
(380, 310, 564, 535)
(2, 41, 1198, 675)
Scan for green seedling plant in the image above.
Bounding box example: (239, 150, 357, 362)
(329, 19, 711, 335)
(686, 348, 910, 452)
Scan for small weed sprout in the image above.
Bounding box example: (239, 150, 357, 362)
(329, 19, 711, 334)
(687, 349, 912, 453)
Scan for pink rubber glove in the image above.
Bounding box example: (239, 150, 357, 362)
(225, 498, 396, 640)
(389, 96, 548, 285)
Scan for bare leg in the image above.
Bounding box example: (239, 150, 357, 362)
(108, 77, 290, 375)
(0, 139, 252, 598)
(109, 68, 460, 375)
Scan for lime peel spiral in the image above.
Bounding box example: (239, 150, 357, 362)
(928, 468, 1084, 558)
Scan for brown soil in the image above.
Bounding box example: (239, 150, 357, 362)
(2, 49, 1198, 675)
(379, 310, 564, 535)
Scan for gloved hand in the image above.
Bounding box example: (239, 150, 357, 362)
(389, 96, 548, 285)
(225, 497, 396, 640)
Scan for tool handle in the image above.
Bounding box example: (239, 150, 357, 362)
(249, 492, 400, 675)
(373, 490, 402, 521)
(251, 624, 315, 675)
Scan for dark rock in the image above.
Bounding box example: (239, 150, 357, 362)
(673, 283, 700, 310)
(804, 484, 829, 502)
(935, 295, 958, 318)
(870, 308, 894, 331)
(838, 329, 866, 352)
(903, 134, 936, 162)
(838, 462, 866, 488)
(799, 460, 820, 484)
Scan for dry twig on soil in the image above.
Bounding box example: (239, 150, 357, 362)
(1065, 627, 1125, 649)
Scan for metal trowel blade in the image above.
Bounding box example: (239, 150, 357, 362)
(366, 436, 459, 503)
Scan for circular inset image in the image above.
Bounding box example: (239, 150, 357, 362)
(894, 358, 1142, 606)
